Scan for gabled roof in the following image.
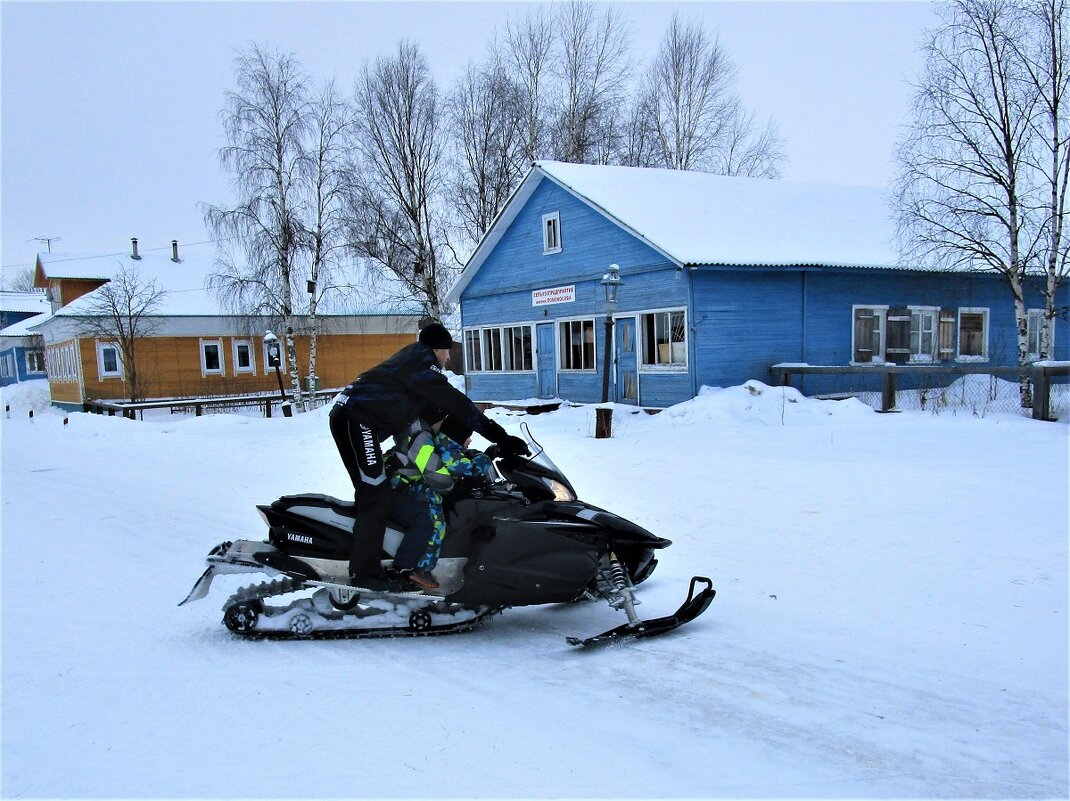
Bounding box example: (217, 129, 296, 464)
(446, 161, 898, 305)
(39, 246, 228, 317)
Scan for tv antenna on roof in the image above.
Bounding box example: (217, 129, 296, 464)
(32, 235, 62, 252)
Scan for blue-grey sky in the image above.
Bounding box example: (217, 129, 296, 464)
(0, 1, 938, 276)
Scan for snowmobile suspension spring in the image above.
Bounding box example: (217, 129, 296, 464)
(608, 553, 628, 590)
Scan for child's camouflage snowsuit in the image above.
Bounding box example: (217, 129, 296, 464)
(390, 430, 493, 571)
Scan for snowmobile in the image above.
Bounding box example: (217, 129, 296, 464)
(179, 424, 715, 646)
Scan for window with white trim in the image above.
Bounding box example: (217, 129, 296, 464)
(559, 319, 595, 371)
(1, 354, 13, 378)
(464, 325, 534, 372)
(1027, 309, 1053, 359)
(25, 350, 45, 374)
(96, 341, 122, 379)
(542, 212, 561, 254)
(957, 308, 989, 360)
(233, 340, 255, 374)
(909, 307, 938, 362)
(641, 309, 687, 368)
(200, 339, 224, 376)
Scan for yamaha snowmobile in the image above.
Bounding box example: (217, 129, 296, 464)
(179, 425, 715, 646)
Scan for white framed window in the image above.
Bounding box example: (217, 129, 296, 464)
(852, 306, 887, 363)
(558, 319, 596, 371)
(464, 325, 534, 372)
(640, 308, 688, 369)
(464, 329, 483, 372)
(25, 350, 45, 374)
(96, 341, 122, 379)
(1026, 309, 1053, 359)
(908, 306, 939, 362)
(542, 211, 561, 254)
(200, 339, 224, 376)
(957, 308, 989, 361)
(1, 354, 13, 378)
(233, 340, 256, 374)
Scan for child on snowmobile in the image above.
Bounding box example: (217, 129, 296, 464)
(387, 415, 495, 591)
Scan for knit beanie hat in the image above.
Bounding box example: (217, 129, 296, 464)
(418, 322, 454, 350)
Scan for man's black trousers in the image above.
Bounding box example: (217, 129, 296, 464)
(329, 415, 390, 579)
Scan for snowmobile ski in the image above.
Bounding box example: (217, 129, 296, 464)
(566, 576, 715, 647)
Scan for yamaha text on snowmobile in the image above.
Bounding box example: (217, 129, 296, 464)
(179, 424, 715, 646)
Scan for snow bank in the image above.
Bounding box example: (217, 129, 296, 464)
(653, 379, 875, 427)
(0, 380, 55, 419)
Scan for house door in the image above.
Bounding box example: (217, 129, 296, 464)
(615, 315, 638, 405)
(536, 323, 556, 398)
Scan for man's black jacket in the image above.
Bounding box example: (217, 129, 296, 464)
(330, 342, 505, 444)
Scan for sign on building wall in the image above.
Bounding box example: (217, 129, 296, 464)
(532, 285, 576, 307)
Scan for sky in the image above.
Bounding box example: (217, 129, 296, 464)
(0, 0, 939, 280)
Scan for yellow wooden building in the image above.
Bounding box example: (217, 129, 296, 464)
(31, 241, 421, 410)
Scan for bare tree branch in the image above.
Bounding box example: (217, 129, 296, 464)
(75, 264, 165, 402)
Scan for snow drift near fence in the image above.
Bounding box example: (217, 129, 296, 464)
(0, 380, 54, 418)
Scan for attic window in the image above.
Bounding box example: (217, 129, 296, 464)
(542, 212, 561, 254)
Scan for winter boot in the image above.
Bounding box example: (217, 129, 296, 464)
(406, 568, 440, 591)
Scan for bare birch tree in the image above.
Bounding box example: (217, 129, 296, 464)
(347, 40, 451, 319)
(894, 0, 1042, 396)
(1015, 0, 1070, 358)
(203, 43, 309, 409)
(712, 104, 785, 178)
(447, 55, 527, 245)
(300, 79, 355, 388)
(503, 7, 555, 163)
(551, 1, 631, 164)
(76, 264, 165, 402)
(638, 15, 783, 175)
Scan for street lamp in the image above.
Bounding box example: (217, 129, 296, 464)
(264, 330, 292, 417)
(600, 264, 623, 404)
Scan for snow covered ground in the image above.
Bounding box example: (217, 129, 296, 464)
(1, 380, 1066, 798)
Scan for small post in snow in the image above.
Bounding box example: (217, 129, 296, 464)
(28, 409, 33, 422)
(595, 404, 613, 439)
(5, 404, 9, 419)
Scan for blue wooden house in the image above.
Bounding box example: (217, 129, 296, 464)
(446, 161, 1068, 407)
(0, 291, 50, 387)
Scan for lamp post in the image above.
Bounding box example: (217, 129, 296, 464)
(596, 264, 623, 439)
(600, 263, 623, 404)
(264, 330, 292, 418)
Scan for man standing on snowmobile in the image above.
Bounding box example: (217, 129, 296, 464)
(329, 322, 528, 586)
(388, 415, 495, 591)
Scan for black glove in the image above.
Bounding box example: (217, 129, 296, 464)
(498, 434, 530, 460)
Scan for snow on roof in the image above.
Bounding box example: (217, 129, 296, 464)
(35, 251, 125, 280)
(38, 242, 422, 318)
(537, 160, 896, 268)
(43, 245, 228, 317)
(446, 161, 901, 305)
(0, 311, 51, 337)
(0, 291, 51, 314)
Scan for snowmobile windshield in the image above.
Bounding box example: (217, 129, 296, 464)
(505, 423, 577, 502)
